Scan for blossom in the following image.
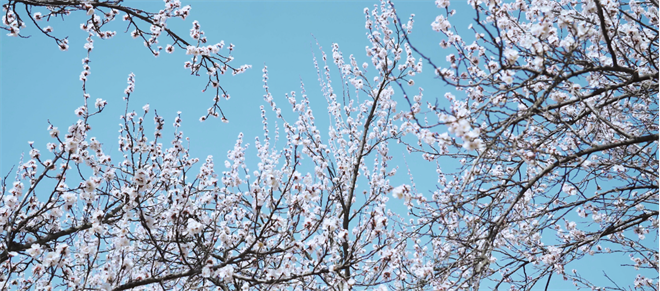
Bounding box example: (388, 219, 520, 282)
(421, 130, 436, 145)
(186, 45, 199, 55)
(612, 164, 626, 173)
(187, 218, 203, 234)
(217, 266, 234, 282)
(64, 138, 79, 153)
(462, 138, 484, 151)
(74, 106, 86, 116)
(27, 244, 42, 258)
(56, 243, 70, 256)
(133, 169, 150, 186)
(431, 15, 450, 32)
(503, 48, 519, 63)
(95, 98, 107, 109)
(562, 184, 577, 196)
(115, 236, 129, 248)
(392, 184, 410, 199)
(58, 40, 69, 51)
(61, 192, 77, 206)
(7, 26, 19, 37)
(3, 195, 18, 208)
(49, 127, 60, 138)
(435, 0, 449, 8)
(201, 265, 212, 278)
(29, 148, 40, 159)
(84, 179, 97, 193)
(0, 1, 654, 289)
(43, 252, 60, 267)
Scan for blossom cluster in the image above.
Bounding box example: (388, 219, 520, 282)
(1, 0, 657, 290)
(2, 0, 248, 123)
(391, 0, 659, 289)
(0, 2, 423, 289)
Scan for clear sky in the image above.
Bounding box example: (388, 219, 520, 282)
(1, 0, 450, 179)
(0, 1, 650, 289)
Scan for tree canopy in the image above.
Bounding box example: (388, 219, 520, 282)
(1, 0, 657, 290)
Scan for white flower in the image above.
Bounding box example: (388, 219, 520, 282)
(612, 165, 625, 173)
(431, 15, 450, 32)
(540, 246, 560, 265)
(9, 181, 23, 196)
(122, 259, 134, 271)
(134, 169, 150, 186)
(435, 0, 450, 8)
(84, 179, 97, 193)
(187, 218, 203, 234)
(303, 174, 313, 187)
(186, 45, 199, 55)
(392, 184, 410, 199)
(559, 37, 575, 49)
(202, 266, 212, 278)
(103, 169, 115, 181)
(50, 127, 60, 138)
(562, 184, 577, 196)
(421, 130, 436, 145)
(43, 252, 60, 267)
(95, 98, 106, 109)
(462, 138, 484, 151)
(7, 26, 19, 37)
(115, 236, 129, 248)
(56, 243, 70, 256)
(322, 217, 338, 232)
(49, 206, 63, 218)
(3, 195, 18, 208)
(265, 171, 279, 188)
(218, 266, 234, 282)
(91, 222, 105, 234)
(27, 244, 42, 258)
(64, 138, 78, 153)
(74, 106, 86, 116)
(62, 192, 77, 206)
(503, 48, 519, 63)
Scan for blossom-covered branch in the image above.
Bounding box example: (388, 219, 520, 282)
(1, 0, 250, 120)
(390, 0, 658, 289)
(0, 1, 425, 289)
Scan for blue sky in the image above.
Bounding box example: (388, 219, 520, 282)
(0, 1, 651, 289)
(1, 0, 449, 179)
